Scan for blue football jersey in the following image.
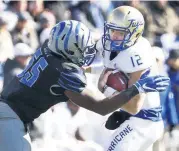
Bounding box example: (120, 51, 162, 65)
(1, 41, 87, 124)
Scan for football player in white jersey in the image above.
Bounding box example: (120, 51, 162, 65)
(97, 6, 166, 151)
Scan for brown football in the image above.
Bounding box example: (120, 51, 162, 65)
(106, 71, 128, 92)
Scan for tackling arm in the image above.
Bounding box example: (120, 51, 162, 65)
(60, 63, 169, 116)
(65, 84, 139, 116)
(65, 69, 170, 116)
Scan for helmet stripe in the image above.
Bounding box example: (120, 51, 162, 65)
(64, 21, 73, 51)
(55, 21, 65, 53)
(75, 22, 81, 45)
(51, 26, 57, 42)
(81, 34, 84, 48)
(86, 30, 91, 48)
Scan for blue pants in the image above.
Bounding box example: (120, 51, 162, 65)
(0, 102, 31, 151)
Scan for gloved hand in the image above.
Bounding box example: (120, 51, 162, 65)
(134, 69, 170, 93)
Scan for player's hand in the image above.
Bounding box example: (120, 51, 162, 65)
(98, 68, 113, 92)
(134, 69, 170, 93)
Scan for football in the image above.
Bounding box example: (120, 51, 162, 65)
(106, 71, 128, 92)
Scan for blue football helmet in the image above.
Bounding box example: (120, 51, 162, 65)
(48, 20, 96, 66)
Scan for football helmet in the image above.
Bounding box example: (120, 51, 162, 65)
(102, 6, 145, 52)
(48, 20, 96, 66)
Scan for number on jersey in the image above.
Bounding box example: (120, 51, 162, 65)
(17, 48, 48, 87)
(130, 55, 143, 67)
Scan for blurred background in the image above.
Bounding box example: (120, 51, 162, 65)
(0, 0, 179, 151)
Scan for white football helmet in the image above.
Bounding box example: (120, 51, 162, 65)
(48, 20, 96, 66)
(102, 6, 145, 52)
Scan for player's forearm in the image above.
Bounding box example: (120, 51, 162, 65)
(88, 85, 140, 115)
(65, 85, 140, 116)
(97, 85, 140, 115)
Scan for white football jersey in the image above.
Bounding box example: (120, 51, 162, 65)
(96, 37, 160, 109)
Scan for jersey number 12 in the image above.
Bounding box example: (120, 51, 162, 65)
(130, 55, 143, 67)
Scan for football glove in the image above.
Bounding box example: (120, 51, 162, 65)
(134, 69, 170, 93)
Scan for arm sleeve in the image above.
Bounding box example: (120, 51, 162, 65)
(57, 62, 87, 93)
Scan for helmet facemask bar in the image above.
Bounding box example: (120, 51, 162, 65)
(102, 22, 137, 52)
(69, 42, 96, 67)
(82, 44, 97, 67)
(63, 41, 96, 67)
(59, 46, 96, 67)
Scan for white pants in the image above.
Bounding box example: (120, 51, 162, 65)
(105, 117, 164, 151)
(0, 102, 31, 151)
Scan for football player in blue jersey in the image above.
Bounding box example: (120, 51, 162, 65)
(0, 20, 170, 151)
